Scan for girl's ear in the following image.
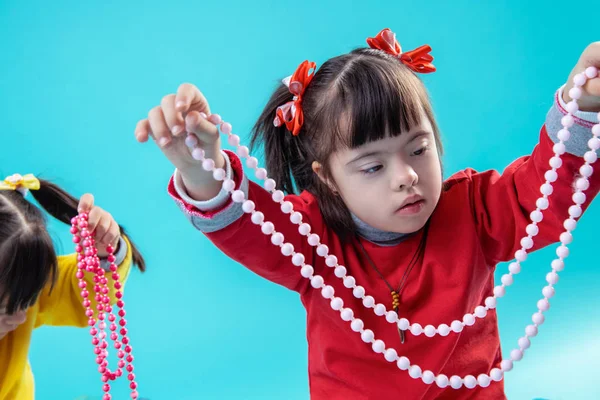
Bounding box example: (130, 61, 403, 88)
(312, 161, 338, 195)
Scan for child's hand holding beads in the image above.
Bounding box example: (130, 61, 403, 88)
(77, 193, 121, 258)
(563, 42, 600, 112)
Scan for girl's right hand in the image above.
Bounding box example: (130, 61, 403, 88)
(135, 83, 226, 200)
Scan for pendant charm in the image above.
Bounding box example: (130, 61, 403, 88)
(391, 291, 405, 344)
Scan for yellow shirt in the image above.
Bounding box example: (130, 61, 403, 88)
(0, 237, 133, 400)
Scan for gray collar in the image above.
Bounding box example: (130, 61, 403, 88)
(351, 213, 412, 246)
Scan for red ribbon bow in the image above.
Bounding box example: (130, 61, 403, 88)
(366, 28, 436, 73)
(274, 60, 316, 136)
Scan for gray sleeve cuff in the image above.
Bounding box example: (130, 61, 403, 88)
(99, 236, 127, 271)
(546, 86, 599, 157)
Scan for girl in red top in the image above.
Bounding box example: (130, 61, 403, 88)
(135, 29, 600, 399)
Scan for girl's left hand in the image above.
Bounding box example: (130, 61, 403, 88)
(77, 194, 121, 258)
(563, 42, 600, 112)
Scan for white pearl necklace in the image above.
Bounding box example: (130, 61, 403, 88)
(183, 66, 599, 389)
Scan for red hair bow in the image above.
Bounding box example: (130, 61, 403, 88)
(366, 28, 436, 73)
(274, 60, 316, 136)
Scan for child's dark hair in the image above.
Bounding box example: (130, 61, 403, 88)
(0, 179, 146, 315)
(250, 48, 443, 240)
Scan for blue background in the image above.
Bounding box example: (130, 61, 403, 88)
(1, 0, 598, 399)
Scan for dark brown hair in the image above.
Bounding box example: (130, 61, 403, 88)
(250, 48, 443, 240)
(0, 179, 145, 315)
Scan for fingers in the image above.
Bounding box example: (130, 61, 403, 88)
(185, 111, 219, 144)
(86, 206, 103, 234)
(148, 106, 172, 148)
(161, 94, 186, 137)
(97, 217, 120, 248)
(134, 119, 151, 143)
(175, 83, 210, 114)
(78, 193, 94, 213)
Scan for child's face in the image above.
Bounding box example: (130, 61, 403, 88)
(326, 114, 443, 234)
(0, 297, 28, 339)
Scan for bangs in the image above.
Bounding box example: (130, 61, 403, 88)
(0, 227, 57, 314)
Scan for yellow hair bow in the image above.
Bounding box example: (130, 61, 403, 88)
(0, 173, 41, 193)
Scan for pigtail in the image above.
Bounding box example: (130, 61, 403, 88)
(30, 180, 146, 272)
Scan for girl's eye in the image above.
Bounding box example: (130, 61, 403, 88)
(361, 165, 383, 175)
(413, 146, 430, 156)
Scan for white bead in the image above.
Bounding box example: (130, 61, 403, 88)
(291, 253, 305, 266)
(449, 376, 463, 389)
(569, 86, 582, 100)
(281, 243, 294, 256)
(478, 374, 491, 388)
(270, 232, 284, 246)
(568, 205, 582, 218)
(540, 183, 553, 196)
(580, 164, 593, 177)
(436, 374, 449, 388)
(424, 325, 436, 337)
(281, 201, 294, 214)
(246, 157, 258, 169)
(535, 197, 549, 210)
(227, 134, 240, 146)
(500, 359, 513, 372)
(437, 324, 450, 336)
(372, 339, 385, 353)
(565, 100, 579, 114)
(290, 212, 303, 224)
(485, 296, 497, 309)
(300, 265, 314, 278)
(272, 190, 284, 202)
(307, 234, 320, 246)
(298, 223, 311, 236)
(231, 190, 245, 203)
(549, 156, 562, 168)
(310, 275, 324, 289)
(261, 222, 275, 235)
(242, 200, 255, 213)
(397, 356, 410, 370)
(557, 128, 571, 142)
(526, 223, 539, 236)
(343, 276, 355, 288)
(410, 323, 423, 335)
(573, 73, 587, 87)
(398, 318, 409, 331)
(518, 336, 531, 350)
(222, 178, 235, 192)
(350, 318, 364, 332)
(575, 178, 590, 190)
(340, 308, 353, 321)
(212, 168, 226, 181)
(236, 145, 249, 158)
(464, 375, 477, 389)
(451, 320, 464, 333)
(384, 348, 398, 362)
(560, 232, 573, 244)
(352, 286, 365, 299)
(362, 296, 375, 308)
(585, 150, 598, 164)
(515, 249, 527, 262)
(589, 137, 600, 150)
(474, 306, 487, 318)
(521, 236, 534, 250)
(251, 212, 264, 225)
(490, 368, 504, 381)
(585, 66, 598, 79)
(593, 124, 600, 136)
(556, 245, 570, 259)
(561, 115, 574, 128)
(202, 158, 215, 171)
(422, 370, 435, 385)
(530, 210, 543, 223)
(325, 255, 338, 267)
(361, 329, 374, 343)
(493, 286, 506, 298)
(255, 167, 267, 180)
(374, 304, 386, 316)
(501, 274, 514, 286)
(510, 349, 523, 361)
(544, 170, 558, 182)
(551, 259, 565, 272)
(334, 265, 347, 278)
(330, 297, 343, 311)
(321, 285, 334, 299)
(537, 299, 550, 312)
(526, 324, 538, 337)
(264, 178, 276, 191)
(385, 310, 398, 323)
(563, 218, 577, 232)
(463, 314, 475, 326)
(508, 262, 521, 274)
(408, 365, 422, 379)
(316, 244, 329, 257)
(532, 312, 545, 325)
(546, 271, 559, 285)
(542, 285, 555, 299)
